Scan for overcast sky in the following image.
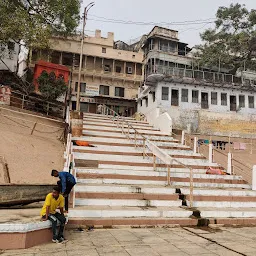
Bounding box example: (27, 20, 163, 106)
(82, 0, 255, 47)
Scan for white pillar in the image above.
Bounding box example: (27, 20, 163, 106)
(193, 137, 198, 154)
(227, 153, 232, 175)
(209, 144, 213, 164)
(252, 166, 256, 191)
(181, 131, 185, 145)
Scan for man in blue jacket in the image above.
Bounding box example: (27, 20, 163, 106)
(51, 169, 76, 212)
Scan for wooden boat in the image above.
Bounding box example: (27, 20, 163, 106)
(0, 184, 55, 207)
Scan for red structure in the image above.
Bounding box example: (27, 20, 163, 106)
(33, 60, 70, 91)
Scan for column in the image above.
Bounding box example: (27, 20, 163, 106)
(112, 59, 115, 75)
(59, 52, 63, 65)
(134, 63, 137, 79)
(93, 57, 96, 72)
(101, 58, 104, 74)
(84, 55, 87, 69)
(124, 62, 126, 77)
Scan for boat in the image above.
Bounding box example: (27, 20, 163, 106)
(0, 184, 55, 207)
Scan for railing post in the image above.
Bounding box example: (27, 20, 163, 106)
(227, 153, 232, 175)
(193, 137, 198, 154)
(134, 130, 137, 147)
(209, 144, 213, 164)
(153, 155, 156, 171)
(143, 138, 146, 158)
(167, 165, 170, 185)
(181, 131, 185, 145)
(252, 166, 256, 191)
(189, 168, 193, 207)
(127, 125, 130, 139)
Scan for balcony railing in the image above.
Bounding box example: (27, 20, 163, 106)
(146, 65, 256, 86)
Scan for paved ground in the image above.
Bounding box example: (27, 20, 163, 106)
(2, 226, 256, 256)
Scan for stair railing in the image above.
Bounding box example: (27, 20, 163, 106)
(101, 105, 194, 207)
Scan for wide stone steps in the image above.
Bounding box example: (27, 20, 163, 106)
(67, 113, 254, 227)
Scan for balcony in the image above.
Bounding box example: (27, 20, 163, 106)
(72, 67, 143, 82)
(145, 65, 256, 87)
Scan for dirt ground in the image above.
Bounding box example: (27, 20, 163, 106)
(0, 106, 65, 184)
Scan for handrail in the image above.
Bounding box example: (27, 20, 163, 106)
(101, 104, 194, 207)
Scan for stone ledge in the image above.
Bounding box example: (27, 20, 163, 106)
(0, 220, 51, 233)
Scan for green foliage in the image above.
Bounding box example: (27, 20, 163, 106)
(37, 71, 68, 101)
(0, 0, 80, 49)
(196, 3, 256, 74)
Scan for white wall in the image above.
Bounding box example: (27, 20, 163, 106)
(139, 81, 256, 133)
(0, 41, 20, 73)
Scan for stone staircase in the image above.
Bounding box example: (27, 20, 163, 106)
(68, 113, 256, 227)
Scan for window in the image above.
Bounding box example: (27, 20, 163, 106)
(8, 41, 15, 51)
(152, 92, 156, 102)
(239, 95, 245, 108)
(132, 55, 135, 58)
(211, 92, 218, 105)
(102, 47, 106, 53)
(249, 96, 254, 108)
(181, 89, 188, 102)
(99, 85, 109, 95)
(75, 82, 86, 92)
(115, 87, 124, 97)
(192, 90, 199, 103)
(126, 66, 133, 74)
(104, 64, 111, 72)
(162, 87, 169, 101)
(221, 93, 227, 106)
(116, 66, 121, 73)
(140, 100, 142, 107)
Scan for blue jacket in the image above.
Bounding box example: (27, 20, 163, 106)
(58, 172, 76, 193)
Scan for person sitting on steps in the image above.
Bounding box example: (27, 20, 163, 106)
(41, 186, 67, 243)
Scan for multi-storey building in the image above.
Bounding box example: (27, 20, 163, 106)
(137, 26, 256, 136)
(30, 30, 144, 115)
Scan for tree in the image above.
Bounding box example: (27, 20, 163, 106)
(0, 0, 80, 49)
(196, 4, 256, 74)
(37, 71, 68, 101)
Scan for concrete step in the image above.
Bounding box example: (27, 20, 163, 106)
(181, 187, 256, 196)
(73, 152, 218, 169)
(75, 198, 181, 207)
(83, 115, 149, 125)
(68, 205, 193, 218)
(68, 217, 198, 227)
(199, 208, 256, 218)
(77, 175, 250, 189)
(76, 168, 242, 180)
(192, 200, 256, 208)
(75, 184, 177, 194)
(72, 136, 191, 150)
(82, 121, 159, 131)
(83, 125, 171, 137)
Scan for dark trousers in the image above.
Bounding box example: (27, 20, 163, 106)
(57, 181, 75, 212)
(47, 212, 66, 240)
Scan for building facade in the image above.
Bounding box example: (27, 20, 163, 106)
(30, 30, 144, 115)
(0, 40, 20, 73)
(138, 26, 256, 137)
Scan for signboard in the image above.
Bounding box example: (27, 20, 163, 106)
(85, 85, 99, 96)
(0, 86, 11, 105)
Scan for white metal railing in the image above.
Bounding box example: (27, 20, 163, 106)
(63, 107, 76, 208)
(101, 105, 194, 207)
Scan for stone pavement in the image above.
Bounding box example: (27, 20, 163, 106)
(2, 226, 256, 256)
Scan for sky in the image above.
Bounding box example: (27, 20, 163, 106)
(82, 0, 255, 48)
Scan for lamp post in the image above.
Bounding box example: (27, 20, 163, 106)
(76, 2, 95, 111)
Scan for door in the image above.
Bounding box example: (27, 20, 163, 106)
(230, 96, 236, 111)
(171, 89, 179, 106)
(201, 92, 209, 109)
